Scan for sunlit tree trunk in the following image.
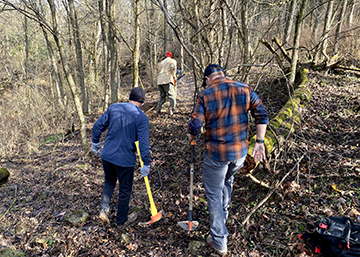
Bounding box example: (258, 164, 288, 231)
(193, 0, 204, 67)
(146, 0, 155, 87)
(99, 0, 110, 109)
(320, 0, 334, 61)
(132, 0, 140, 88)
(219, 1, 227, 67)
(312, 0, 322, 45)
(41, 26, 65, 106)
(283, 0, 297, 44)
(240, 0, 251, 83)
(87, 19, 102, 97)
(38, 0, 65, 106)
(24, 15, 30, 108)
(47, 0, 89, 154)
(348, 0, 356, 49)
(289, 0, 307, 86)
(163, 0, 168, 53)
(347, 0, 355, 27)
(68, 0, 88, 114)
(108, 0, 118, 102)
(334, 0, 348, 54)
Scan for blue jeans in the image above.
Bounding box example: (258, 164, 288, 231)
(202, 154, 246, 251)
(100, 159, 134, 225)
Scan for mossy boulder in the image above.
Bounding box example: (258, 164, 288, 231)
(65, 209, 89, 226)
(0, 247, 24, 257)
(0, 167, 10, 185)
(187, 240, 205, 254)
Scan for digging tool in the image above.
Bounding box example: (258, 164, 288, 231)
(178, 141, 199, 231)
(135, 141, 165, 225)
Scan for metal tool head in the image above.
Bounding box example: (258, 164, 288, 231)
(141, 209, 165, 225)
(177, 220, 199, 231)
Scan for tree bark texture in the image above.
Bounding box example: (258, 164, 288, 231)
(283, 0, 297, 44)
(132, 0, 140, 89)
(320, 0, 334, 62)
(68, 0, 88, 114)
(47, 0, 90, 154)
(289, 0, 307, 86)
(108, 0, 118, 103)
(334, 0, 348, 54)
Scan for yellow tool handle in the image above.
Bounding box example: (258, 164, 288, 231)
(136, 141, 144, 168)
(135, 141, 158, 216)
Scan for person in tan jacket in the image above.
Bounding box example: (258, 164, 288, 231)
(156, 52, 177, 115)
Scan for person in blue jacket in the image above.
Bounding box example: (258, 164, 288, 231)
(91, 87, 151, 227)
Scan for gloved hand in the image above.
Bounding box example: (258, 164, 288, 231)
(91, 142, 101, 154)
(140, 165, 150, 177)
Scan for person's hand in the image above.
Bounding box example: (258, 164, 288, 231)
(187, 133, 195, 144)
(91, 142, 101, 154)
(140, 165, 150, 177)
(252, 143, 266, 163)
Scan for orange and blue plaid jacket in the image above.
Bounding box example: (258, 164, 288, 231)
(188, 76, 268, 162)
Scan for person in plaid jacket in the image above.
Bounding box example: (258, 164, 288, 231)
(188, 64, 269, 255)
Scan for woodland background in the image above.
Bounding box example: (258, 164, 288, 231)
(0, 0, 359, 256)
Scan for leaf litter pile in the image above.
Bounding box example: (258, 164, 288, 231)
(0, 70, 359, 256)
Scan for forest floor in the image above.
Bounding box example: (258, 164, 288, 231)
(0, 68, 359, 257)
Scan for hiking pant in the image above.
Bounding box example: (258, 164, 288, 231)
(156, 83, 176, 112)
(202, 154, 246, 251)
(100, 159, 134, 225)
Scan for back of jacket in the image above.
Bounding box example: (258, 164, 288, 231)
(157, 57, 177, 85)
(92, 102, 150, 167)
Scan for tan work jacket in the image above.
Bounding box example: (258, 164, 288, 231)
(157, 57, 177, 86)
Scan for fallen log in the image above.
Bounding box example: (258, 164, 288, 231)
(239, 68, 312, 184)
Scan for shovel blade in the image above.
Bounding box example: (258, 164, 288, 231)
(141, 210, 165, 226)
(177, 220, 199, 231)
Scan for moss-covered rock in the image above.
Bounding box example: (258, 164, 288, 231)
(65, 209, 89, 226)
(0, 167, 10, 185)
(187, 240, 205, 254)
(0, 247, 24, 257)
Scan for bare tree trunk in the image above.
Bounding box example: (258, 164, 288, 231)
(348, 0, 356, 50)
(99, 0, 110, 109)
(240, 0, 251, 83)
(68, 0, 88, 114)
(320, 0, 334, 62)
(87, 19, 102, 97)
(47, 0, 90, 154)
(41, 26, 65, 106)
(289, 0, 307, 86)
(24, 15, 30, 108)
(193, 0, 204, 67)
(283, 0, 297, 44)
(312, 0, 322, 45)
(334, 0, 348, 54)
(163, 0, 168, 53)
(219, 1, 227, 67)
(146, 0, 155, 87)
(108, 0, 118, 102)
(347, 0, 355, 27)
(132, 0, 140, 88)
(38, 0, 65, 106)
(208, 1, 216, 63)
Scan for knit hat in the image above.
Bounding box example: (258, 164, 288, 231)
(129, 87, 146, 103)
(166, 52, 172, 58)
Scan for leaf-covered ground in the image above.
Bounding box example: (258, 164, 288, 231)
(0, 69, 359, 257)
